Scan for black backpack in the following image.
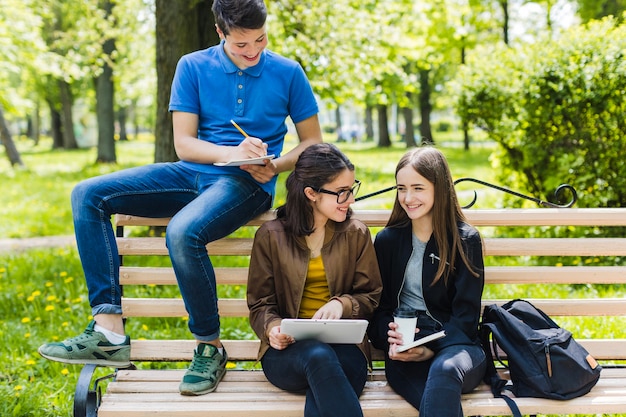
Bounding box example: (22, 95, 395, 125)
(480, 299, 602, 417)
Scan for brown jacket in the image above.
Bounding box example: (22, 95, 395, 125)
(247, 217, 382, 360)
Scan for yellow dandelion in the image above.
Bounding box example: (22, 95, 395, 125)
(226, 362, 237, 370)
(31, 290, 41, 297)
(555, 262, 563, 267)
(14, 385, 23, 391)
(0, 267, 6, 273)
(52, 336, 59, 341)
(45, 305, 55, 312)
(45, 281, 54, 288)
(26, 360, 36, 366)
(21, 317, 31, 323)
(64, 277, 74, 284)
(61, 369, 70, 376)
(60, 271, 68, 277)
(72, 297, 83, 303)
(24, 333, 31, 338)
(142, 324, 149, 331)
(62, 322, 69, 327)
(46, 295, 57, 302)
(27, 296, 35, 302)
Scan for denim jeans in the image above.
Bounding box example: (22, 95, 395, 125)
(261, 340, 367, 417)
(71, 162, 272, 341)
(385, 343, 486, 417)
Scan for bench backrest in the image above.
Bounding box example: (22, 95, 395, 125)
(115, 208, 626, 363)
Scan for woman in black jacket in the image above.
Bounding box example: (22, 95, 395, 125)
(368, 147, 486, 417)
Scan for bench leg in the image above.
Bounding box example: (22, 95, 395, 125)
(73, 364, 116, 417)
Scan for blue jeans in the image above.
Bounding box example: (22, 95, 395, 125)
(71, 162, 272, 341)
(385, 343, 486, 417)
(261, 340, 367, 417)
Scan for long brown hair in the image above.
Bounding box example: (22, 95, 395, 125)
(387, 147, 479, 285)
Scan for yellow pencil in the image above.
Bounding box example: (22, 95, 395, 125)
(230, 119, 249, 138)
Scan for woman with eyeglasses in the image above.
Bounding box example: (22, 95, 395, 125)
(247, 143, 382, 417)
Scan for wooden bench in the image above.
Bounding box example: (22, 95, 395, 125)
(74, 208, 626, 417)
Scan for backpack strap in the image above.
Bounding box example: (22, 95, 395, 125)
(480, 322, 523, 417)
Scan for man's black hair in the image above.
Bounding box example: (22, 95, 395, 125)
(212, 0, 267, 36)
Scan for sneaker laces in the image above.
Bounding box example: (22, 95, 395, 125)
(189, 351, 216, 374)
(63, 328, 95, 344)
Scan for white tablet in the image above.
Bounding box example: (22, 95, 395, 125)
(280, 319, 369, 344)
(395, 330, 446, 352)
(214, 154, 275, 167)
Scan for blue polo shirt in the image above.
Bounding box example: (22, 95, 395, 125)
(169, 41, 319, 196)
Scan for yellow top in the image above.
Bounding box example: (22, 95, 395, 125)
(298, 255, 330, 318)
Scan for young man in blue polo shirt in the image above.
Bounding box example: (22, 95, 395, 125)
(38, 0, 322, 396)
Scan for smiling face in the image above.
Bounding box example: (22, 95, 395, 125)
(307, 168, 356, 227)
(217, 26, 268, 69)
(395, 165, 435, 226)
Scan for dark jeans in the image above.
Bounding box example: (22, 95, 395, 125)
(261, 340, 367, 417)
(385, 343, 487, 417)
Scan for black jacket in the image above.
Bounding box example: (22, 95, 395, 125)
(368, 221, 484, 353)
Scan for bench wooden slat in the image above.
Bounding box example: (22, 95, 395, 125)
(115, 208, 626, 228)
(122, 297, 626, 319)
(122, 298, 247, 318)
(117, 236, 626, 257)
(120, 266, 248, 286)
(117, 237, 254, 256)
(128, 338, 626, 362)
(463, 208, 626, 226)
(120, 265, 626, 286)
(483, 237, 626, 256)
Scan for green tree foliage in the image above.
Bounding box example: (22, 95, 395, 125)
(575, 0, 626, 22)
(455, 17, 626, 208)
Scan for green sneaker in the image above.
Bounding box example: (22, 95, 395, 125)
(38, 321, 131, 367)
(179, 343, 227, 396)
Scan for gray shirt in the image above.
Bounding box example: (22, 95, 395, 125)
(398, 233, 427, 311)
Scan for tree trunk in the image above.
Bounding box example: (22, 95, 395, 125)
(0, 106, 25, 168)
(402, 92, 416, 147)
(155, 0, 218, 163)
(500, 0, 510, 45)
(58, 80, 78, 149)
(95, 0, 116, 162)
(418, 69, 434, 145)
(335, 106, 344, 141)
(365, 105, 374, 141)
(377, 104, 391, 147)
(461, 44, 470, 151)
(31, 101, 41, 145)
(118, 107, 128, 141)
(47, 99, 64, 149)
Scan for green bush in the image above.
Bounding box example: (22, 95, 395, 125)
(455, 17, 626, 209)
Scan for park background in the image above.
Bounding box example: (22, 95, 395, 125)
(1, 1, 626, 416)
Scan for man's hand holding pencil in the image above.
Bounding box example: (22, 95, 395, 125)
(230, 119, 275, 183)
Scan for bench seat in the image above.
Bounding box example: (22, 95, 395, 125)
(99, 368, 626, 416)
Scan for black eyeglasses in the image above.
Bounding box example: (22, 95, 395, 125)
(313, 180, 361, 204)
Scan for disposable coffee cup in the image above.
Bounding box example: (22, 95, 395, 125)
(393, 308, 417, 344)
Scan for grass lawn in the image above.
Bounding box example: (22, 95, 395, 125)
(1, 132, 621, 416)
